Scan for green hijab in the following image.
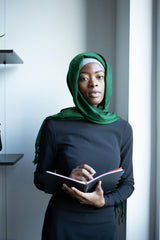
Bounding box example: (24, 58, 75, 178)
(33, 52, 120, 164)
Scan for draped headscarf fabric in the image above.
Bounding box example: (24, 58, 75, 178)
(33, 52, 120, 164)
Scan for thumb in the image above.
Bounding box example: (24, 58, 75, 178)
(96, 181, 103, 191)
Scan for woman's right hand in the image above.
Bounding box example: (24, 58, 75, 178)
(69, 164, 96, 182)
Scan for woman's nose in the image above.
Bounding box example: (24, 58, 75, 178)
(88, 77, 98, 87)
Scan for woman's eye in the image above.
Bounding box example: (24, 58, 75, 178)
(79, 76, 88, 81)
(97, 75, 104, 80)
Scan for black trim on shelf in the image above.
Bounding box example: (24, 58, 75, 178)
(0, 154, 24, 165)
(0, 49, 23, 64)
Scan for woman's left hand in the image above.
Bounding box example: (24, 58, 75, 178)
(62, 181, 105, 208)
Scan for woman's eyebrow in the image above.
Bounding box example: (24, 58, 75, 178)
(79, 71, 88, 74)
(79, 70, 104, 75)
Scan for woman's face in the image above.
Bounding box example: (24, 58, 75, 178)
(78, 62, 105, 107)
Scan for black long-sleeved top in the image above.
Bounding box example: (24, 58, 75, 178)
(34, 118, 134, 209)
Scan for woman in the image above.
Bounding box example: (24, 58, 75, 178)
(34, 52, 134, 240)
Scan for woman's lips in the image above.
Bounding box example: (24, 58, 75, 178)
(88, 91, 101, 98)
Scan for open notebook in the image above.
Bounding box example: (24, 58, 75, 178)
(45, 167, 124, 193)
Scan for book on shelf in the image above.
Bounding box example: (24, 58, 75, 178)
(44, 167, 124, 193)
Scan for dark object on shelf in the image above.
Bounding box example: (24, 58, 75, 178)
(0, 153, 24, 165)
(0, 49, 23, 64)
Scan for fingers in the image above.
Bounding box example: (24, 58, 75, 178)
(95, 181, 104, 195)
(71, 183, 105, 207)
(62, 184, 74, 195)
(71, 187, 87, 204)
(96, 180, 102, 188)
(70, 169, 87, 182)
(79, 168, 93, 180)
(62, 184, 83, 198)
(70, 164, 96, 181)
(62, 182, 105, 208)
(62, 184, 86, 203)
(80, 164, 96, 176)
(71, 186, 85, 196)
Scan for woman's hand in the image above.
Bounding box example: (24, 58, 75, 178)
(69, 164, 96, 182)
(62, 181, 105, 208)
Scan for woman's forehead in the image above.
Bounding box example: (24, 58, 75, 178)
(80, 57, 104, 70)
(80, 62, 105, 73)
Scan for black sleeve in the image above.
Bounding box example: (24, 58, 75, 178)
(34, 120, 57, 191)
(104, 122, 134, 206)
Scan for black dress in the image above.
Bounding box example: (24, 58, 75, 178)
(34, 119, 134, 240)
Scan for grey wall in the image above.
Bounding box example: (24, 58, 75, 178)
(85, 0, 117, 111)
(156, 0, 160, 238)
(85, 0, 130, 119)
(150, 0, 157, 238)
(115, 0, 130, 120)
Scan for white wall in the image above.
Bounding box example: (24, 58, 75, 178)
(127, 0, 153, 239)
(0, 0, 86, 239)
